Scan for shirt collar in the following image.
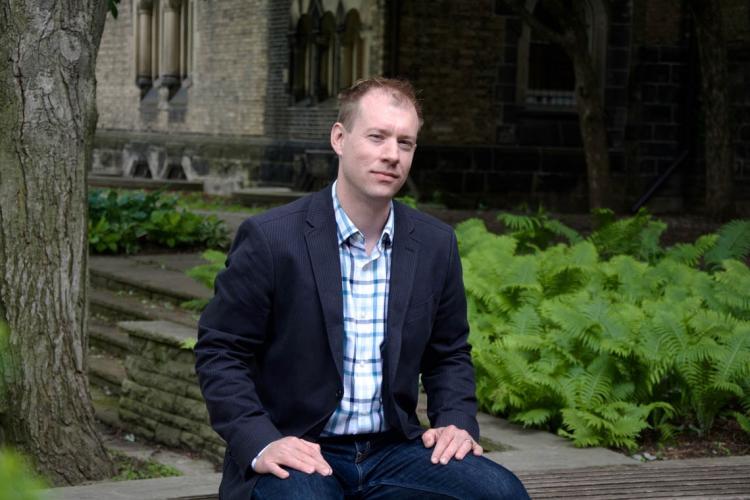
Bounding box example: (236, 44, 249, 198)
(332, 181, 394, 249)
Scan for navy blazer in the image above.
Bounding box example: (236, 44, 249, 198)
(195, 186, 478, 499)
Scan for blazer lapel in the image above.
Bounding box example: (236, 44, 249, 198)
(304, 187, 345, 380)
(386, 202, 419, 385)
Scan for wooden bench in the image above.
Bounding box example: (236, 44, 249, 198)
(518, 456, 750, 499)
(44, 456, 750, 499)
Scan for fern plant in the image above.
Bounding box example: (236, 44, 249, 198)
(181, 250, 227, 311)
(458, 214, 750, 450)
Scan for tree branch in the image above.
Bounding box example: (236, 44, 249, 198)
(500, 0, 566, 47)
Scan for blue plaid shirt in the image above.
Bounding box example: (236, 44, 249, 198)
(322, 182, 394, 435)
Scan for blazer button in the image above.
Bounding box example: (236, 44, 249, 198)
(335, 389, 343, 399)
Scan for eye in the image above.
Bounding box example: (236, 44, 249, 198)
(368, 133, 384, 141)
(398, 140, 415, 151)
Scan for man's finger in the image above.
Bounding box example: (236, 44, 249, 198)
(276, 438, 331, 475)
(438, 434, 463, 464)
(267, 463, 290, 479)
(472, 441, 484, 456)
(454, 438, 474, 460)
(430, 428, 454, 463)
(422, 429, 437, 448)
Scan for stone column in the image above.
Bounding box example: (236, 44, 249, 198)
(161, 0, 182, 88)
(136, 0, 154, 88)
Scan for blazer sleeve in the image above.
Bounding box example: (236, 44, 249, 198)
(420, 231, 480, 440)
(194, 218, 283, 478)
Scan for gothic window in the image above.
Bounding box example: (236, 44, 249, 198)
(516, 0, 606, 108)
(317, 13, 336, 100)
(291, 14, 311, 102)
(134, 0, 194, 99)
(339, 10, 364, 90)
(289, 2, 369, 104)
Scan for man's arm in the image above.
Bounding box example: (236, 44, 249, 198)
(419, 231, 482, 463)
(195, 219, 330, 479)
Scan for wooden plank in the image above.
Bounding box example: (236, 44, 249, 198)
(519, 459, 750, 499)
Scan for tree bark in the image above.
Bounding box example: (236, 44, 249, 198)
(688, 0, 734, 219)
(0, 0, 114, 485)
(501, 0, 612, 210)
(571, 38, 611, 211)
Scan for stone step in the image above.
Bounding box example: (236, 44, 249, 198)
(90, 318, 131, 358)
(88, 174, 204, 192)
(90, 254, 211, 306)
(90, 287, 198, 328)
(89, 353, 126, 396)
(91, 385, 122, 429)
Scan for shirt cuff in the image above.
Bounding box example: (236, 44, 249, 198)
(251, 443, 272, 472)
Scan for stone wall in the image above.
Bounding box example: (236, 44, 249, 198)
(96, 0, 270, 137)
(92, 0, 750, 212)
(118, 320, 225, 464)
(397, 0, 505, 145)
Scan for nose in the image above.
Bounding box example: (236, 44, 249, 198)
(381, 138, 399, 165)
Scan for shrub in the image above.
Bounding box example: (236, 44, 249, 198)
(458, 213, 750, 450)
(181, 250, 227, 311)
(0, 449, 45, 500)
(88, 189, 229, 254)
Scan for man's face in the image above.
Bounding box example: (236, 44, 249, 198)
(331, 89, 420, 205)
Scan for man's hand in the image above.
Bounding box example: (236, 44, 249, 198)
(254, 437, 333, 479)
(422, 425, 483, 465)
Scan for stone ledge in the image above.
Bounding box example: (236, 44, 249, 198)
(41, 472, 221, 500)
(119, 320, 196, 348)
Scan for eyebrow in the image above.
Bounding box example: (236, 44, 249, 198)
(365, 127, 417, 142)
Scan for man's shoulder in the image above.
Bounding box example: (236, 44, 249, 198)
(396, 201, 454, 239)
(251, 195, 312, 226)
(240, 188, 327, 230)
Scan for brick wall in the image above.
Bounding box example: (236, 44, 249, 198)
(397, 0, 505, 145)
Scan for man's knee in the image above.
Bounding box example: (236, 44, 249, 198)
(252, 470, 343, 499)
(456, 456, 529, 500)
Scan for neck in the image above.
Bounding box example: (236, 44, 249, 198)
(335, 183, 391, 253)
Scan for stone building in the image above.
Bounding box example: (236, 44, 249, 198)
(94, 0, 750, 212)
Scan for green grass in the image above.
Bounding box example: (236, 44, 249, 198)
(112, 452, 182, 481)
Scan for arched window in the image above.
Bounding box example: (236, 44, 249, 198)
(134, 0, 194, 99)
(288, 2, 371, 103)
(317, 13, 336, 100)
(516, 0, 606, 108)
(291, 14, 311, 102)
(339, 10, 364, 91)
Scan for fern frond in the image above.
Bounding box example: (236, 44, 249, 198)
(511, 408, 555, 427)
(731, 411, 750, 434)
(498, 212, 540, 232)
(705, 220, 750, 267)
(665, 234, 718, 267)
(544, 219, 583, 245)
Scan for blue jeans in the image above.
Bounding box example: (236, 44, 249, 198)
(252, 432, 529, 499)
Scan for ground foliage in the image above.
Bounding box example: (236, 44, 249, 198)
(111, 452, 182, 481)
(0, 449, 45, 499)
(88, 189, 229, 254)
(458, 210, 750, 450)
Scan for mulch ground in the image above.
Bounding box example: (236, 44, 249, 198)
(623, 418, 750, 460)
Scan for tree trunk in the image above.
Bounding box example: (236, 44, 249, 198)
(0, 0, 114, 485)
(499, 0, 612, 210)
(573, 50, 611, 210)
(688, 0, 734, 219)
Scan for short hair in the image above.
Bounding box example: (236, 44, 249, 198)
(336, 76, 423, 131)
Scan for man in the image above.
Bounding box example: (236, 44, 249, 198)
(195, 77, 529, 499)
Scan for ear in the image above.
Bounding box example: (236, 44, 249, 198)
(330, 122, 346, 156)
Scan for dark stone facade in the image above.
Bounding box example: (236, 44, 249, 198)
(94, 0, 750, 213)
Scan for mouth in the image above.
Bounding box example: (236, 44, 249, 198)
(371, 171, 399, 180)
